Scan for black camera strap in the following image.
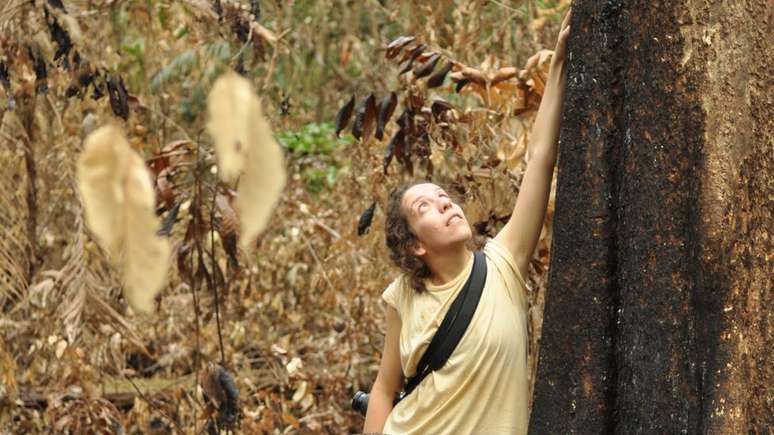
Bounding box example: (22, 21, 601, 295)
(401, 250, 487, 399)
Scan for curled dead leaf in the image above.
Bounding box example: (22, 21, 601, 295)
(427, 61, 453, 88)
(454, 78, 471, 93)
(413, 53, 440, 79)
(357, 202, 376, 236)
(385, 36, 415, 59)
(352, 94, 377, 141)
(399, 43, 426, 64)
(525, 49, 553, 73)
(451, 66, 487, 87)
(430, 99, 454, 119)
(250, 22, 278, 44)
(397, 44, 427, 75)
(216, 193, 240, 267)
(157, 202, 181, 237)
(491, 67, 519, 86)
(376, 92, 397, 140)
(383, 129, 403, 174)
(335, 95, 355, 138)
(200, 363, 240, 427)
(105, 74, 129, 120)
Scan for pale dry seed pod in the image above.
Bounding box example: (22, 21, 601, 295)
(76, 125, 171, 314)
(207, 72, 255, 182)
(206, 71, 286, 250)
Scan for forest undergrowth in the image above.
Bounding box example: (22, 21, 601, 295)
(0, 0, 568, 432)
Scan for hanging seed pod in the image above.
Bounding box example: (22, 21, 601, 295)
(357, 202, 377, 236)
(91, 74, 105, 100)
(413, 53, 440, 79)
(65, 83, 79, 98)
(77, 68, 94, 88)
(398, 44, 427, 75)
(157, 202, 182, 237)
(454, 78, 471, 93)
(398, 60, 414, 75)
(399, 43, 426, 64)
(335, 95, 355, 138)
(352, 94, 377, 141)
(106, 74, 129, 120)
(47, 0, 67, 11)
(384, 129, 404, 174)
(427, 61, 453, 88)
(45, 8, 73, 64)
(385, 36, 415, 59)
(396, 108, 415, 137)
(27, 46, 48, 94)
(431, 99, 454, 119)
(375, 92, 397, 140)
(0, 61, 10, 91)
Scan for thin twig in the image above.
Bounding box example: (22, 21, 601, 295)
(147, 104, 192, 142)
(230, 25, 254, 62)
(46, 94, 64, 132)
(210, 183, 226, 365)
(300, 233, 334, 291)
(297, 207, 341, 240)
(489, 0, 526, 15)
(190, 136, 204, 433)
(260, 38, 280, 92)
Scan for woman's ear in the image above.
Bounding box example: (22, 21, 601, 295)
(411, 240, 426, 257)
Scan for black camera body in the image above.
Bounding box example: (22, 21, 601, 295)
(351, 391, 370, 415)
(351, 390, 405, 416)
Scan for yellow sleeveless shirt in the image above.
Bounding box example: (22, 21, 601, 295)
(382, 238, 530, 434)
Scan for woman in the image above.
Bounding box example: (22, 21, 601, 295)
(363, 10, 571, 435)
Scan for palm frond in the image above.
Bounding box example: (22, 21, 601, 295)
(0, 136, 30, 305)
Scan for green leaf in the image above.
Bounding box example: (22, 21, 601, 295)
(150, 49, 198, 93)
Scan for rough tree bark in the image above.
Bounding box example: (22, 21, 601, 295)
(530, 0, 772, 433)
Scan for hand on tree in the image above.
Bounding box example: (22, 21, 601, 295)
(552, 8, 572, 68)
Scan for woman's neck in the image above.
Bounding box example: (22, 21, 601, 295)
(425, 244, 473, 286)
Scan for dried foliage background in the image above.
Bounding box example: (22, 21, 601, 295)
(0, 0, 568, 432)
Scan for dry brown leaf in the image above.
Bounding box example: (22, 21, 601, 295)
(77, 125, 171, 314)
(251, 22, 278, 44)
(206, 72, 286, 249)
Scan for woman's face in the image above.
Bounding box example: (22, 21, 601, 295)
(400, 183, 472, 256)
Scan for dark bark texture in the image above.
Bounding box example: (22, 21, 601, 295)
(530, 0, 772, 433)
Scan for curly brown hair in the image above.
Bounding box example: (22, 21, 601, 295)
(384, 181, 432, 293)
(384, 181, 482, 293)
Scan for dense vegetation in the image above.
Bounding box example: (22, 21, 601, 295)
(0, 0, 569, 432)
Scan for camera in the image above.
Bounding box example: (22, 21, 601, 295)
(351, 391, 370, 415)
(351, 390, 405, 416)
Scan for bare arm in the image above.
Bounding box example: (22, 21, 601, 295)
(363, 306, 404, 433)
(495, 9, 571, 278)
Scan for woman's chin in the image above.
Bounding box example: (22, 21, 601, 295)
(450, 226, 473, 244)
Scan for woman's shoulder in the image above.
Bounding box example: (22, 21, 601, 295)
(483, 238, 526, 284)
(381, 274, 410, 310)
(482, 237, 530, 309)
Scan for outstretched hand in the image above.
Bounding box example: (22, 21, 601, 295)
(553, 8, 572, 66)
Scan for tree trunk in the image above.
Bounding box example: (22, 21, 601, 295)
(530, 0, 772, 433)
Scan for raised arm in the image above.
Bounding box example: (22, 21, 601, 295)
(363, 306, 404, 433)
(495, 9, 571, 278)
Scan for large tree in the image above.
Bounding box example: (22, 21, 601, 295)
(530, 0, 772, 433)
